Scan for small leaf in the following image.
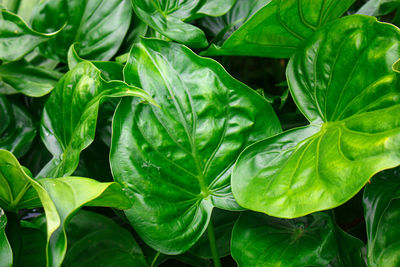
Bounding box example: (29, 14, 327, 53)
(110, 38, 281, 254)
(231, 211, 336, 267)
(363, 168, 400, 267)
(132, 0, 235, 48)
(0, 208, 12, 267)
(232, 15, 400, 218)
(32, 0, 132, 62)
(0, 9, 59, 62)
(39, 61, 153, 178)
(204, 0, 354, 58)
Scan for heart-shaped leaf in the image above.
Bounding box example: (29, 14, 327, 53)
(110, 38, 281, 254)
(232, 15, 400, 218)
(63, 210, 148, 267)
(231, 211, 336, 266)
(0, 95, 36, 158)
(0, 9, 59, 62)
(31, 0, 132, 62)
(0, 208, 12, 267)
(363, 168, 400, 267)
(0, 59, 62, 97)
(131, 0, 235, 48)
(38, 61, 153, 178)
(204, 0, 354, 58)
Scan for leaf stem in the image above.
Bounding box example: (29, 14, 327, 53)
(10, 0, 21, 13)
(207, 221, 221, 267)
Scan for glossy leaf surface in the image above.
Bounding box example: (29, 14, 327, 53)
(131, 0, 235, 48)
(357, 0, 400, 16)
(0, 9, 58, 62)
(0, 96, 36, 158)
(39, 61, 153, 178)
(232, 15, 400, 218)
(111, 38, 281, 254)
(204, 0, 354, 57)
(363, 168, 400, 267)
(0, 60, 62, 97)
(231, 211, 336, 266)
(63, 210, 147, 267)
(32, 0, 132, 62)
(0, 209, 12, 267)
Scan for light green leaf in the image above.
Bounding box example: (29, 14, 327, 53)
(231, 211, 336, 267)
(32, 0, 132, 62)
(38, 61, 153, 178)
(131, 0, 235, 48)
(0, 9, 59, 62)
(231, 15, 400, 218)
(0, 95, 36, 158)
(0, 209, 12, 267)
(204, 0, 354, 58)
(363, 168, 400, 267)
(110, 38, 281, 254)
(63, 210, 148, 267)
(0, 59, 62, 97)
(357, 0, 400, 16)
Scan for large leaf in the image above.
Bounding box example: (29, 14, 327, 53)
(357, 0, 400, 16)
(63, 210, 148, 267)
(363, 168, 400, 267)
(131, 0, 235, 48)
(0, 95, 36, 158)
(0, 149, 132, 267)
(31, 0, 132, 62)
(0, 59, 62, 97)
(0, 9, 59, 62)
(110, 38, 281, 254)
(231, 211, 336, 267)
(232, 15, 400, 218)
(204, 0, 354, 58)
(39, 61, 153, 178)
(0, 209, 12, 267)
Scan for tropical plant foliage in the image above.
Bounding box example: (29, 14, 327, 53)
(0, 0, 400, 266)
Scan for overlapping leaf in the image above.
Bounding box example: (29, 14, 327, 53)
(204, 0, 354, 57)
(131, 0, 235, 48)
(110, 38, 281, 254)
(39, 61, 153, 178)
(232, 15, 400, 218)
(363, 168, 400, 267)
(32, 0, 132, 62)
(0, 209, 12, 267)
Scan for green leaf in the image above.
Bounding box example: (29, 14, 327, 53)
(31, 0, 132, 62)
(363, 168, 400, 267)
(110, 38, 281, 254)
(0, 209, 12, 267)
(231, 211, 336, 267)
(203, 0, 354, 58)
(0, 95, 36, 158)
(357, 0, 400, 16)
(232, 15, 400, 218)
(38, 61, 153, 178)
(16, 223, 46, 267)
(0, 149, 132, 267)
(63, 210, 148, 267)
(0, 59, 62, 97)
(131, 0, 235, 48)
(0, 9, 59, 62)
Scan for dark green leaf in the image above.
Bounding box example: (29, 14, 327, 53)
(110, 38, 281, 254)
(0, 95, 36, 158)
(357, 0, 400, 16)
(232, 15, 400, 218)
(132, 0, 235, 48)
(204, 0, 354, 58)
(0, 209, 12, 267)
(231, 211, 336, 267)
(32, 0, 132, 62)
(16, 222, 46, 267)
(63, 210, 148, 267)
(38, 61, 153, 178)
(363, 168, 400, 267)
(0, 9, 59, 62)
(0, 59, 62, 97)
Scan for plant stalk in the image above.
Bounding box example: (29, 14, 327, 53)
(207, 221, 221, 267)
(10, 0, 21, 14)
